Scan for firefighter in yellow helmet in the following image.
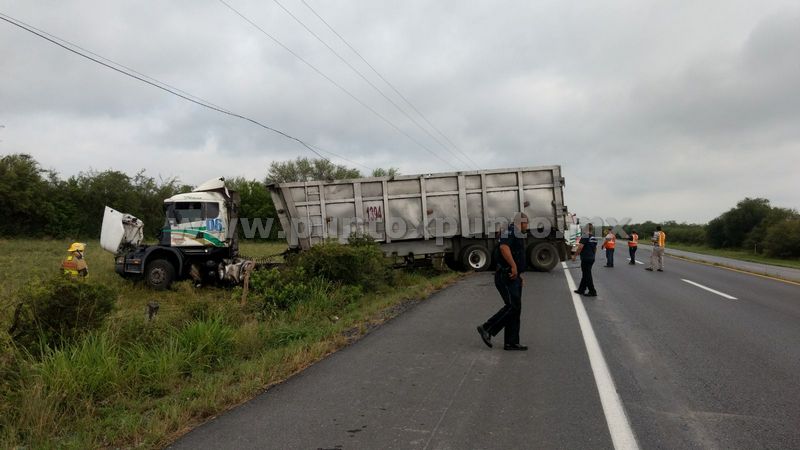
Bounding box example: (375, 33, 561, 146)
(61, 242, 88, 277)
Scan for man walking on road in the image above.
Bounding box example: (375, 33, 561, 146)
(476, 213, 529, 351)
(646, 226, 666, 272)
(572, 223, 598, 297)
(628, 229, 639, 264)
(602, 228, 616, 267)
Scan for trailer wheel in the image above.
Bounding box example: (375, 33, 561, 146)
(444, 253, 465, 272)
(145, 259, 175, 290)
(529, 242, 559, 272)
(461, 245, 491, 272)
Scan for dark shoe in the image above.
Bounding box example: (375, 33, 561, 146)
(604, 265, 613, 268)
(585, 292, 598, 297)
(503, 344, 528, 351)
(657, 269, 663, 272)
(645, 267, 653, 271)
(573, 289, 585, 295)
(476, 326, 492, 348)
(629, 262, 635, 265)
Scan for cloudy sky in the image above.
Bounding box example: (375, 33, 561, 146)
(1, 0, 799, 223)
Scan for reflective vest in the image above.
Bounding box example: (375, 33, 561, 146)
(603, 234, 616, 249)
(61, 253, 88, 277)
(629, 233, 638, 247)
(652, 231, 666, 248)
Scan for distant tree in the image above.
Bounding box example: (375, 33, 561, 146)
(763, 219, 800, 258)
(266, 158, 361, 183)
(706, 217, 726, 248)
(743, 207, 798, 252)
(0, 154, 53, 236)
(371, 167, 400, 178)
(706, 198, 774, 248)
(226, 177, 279, 239)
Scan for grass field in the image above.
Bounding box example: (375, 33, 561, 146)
(666, 242, 800, 270)
(0, 239, 461, 448)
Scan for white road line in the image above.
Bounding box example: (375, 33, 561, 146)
(681, 279, 738, 300)
(561, 262, 640, 450)
(628, 258, 644, 265)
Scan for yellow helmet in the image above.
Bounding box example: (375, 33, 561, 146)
(67, 242, 86, 252)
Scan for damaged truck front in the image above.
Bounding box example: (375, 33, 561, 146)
(101, 177, 251, 290)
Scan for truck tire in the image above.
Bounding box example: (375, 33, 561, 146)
(145, 259, 175, 290)
(461, 244, 491, 272)
(444, 253, 465, 272)
(529, 242, 559, 272)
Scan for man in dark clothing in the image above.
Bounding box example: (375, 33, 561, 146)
(476, 213, 529, 351)
(572, 223, 598, 297)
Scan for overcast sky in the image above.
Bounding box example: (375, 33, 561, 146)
(1, 0, 799, 223)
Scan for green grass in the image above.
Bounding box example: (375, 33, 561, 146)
(667, 242, 800, 270)
(0, 238, 461, 448)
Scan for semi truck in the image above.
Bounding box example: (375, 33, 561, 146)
(102, 166, 571, 289)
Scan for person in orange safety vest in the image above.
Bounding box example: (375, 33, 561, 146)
(601, 228, 616, 267)
(628, 230, 639, 265)
(61, 242, 88, 277)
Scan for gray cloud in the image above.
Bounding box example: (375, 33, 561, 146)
(1, 0, 799, 223)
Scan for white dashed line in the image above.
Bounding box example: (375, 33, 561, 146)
(561, 262, 640, 450)
(681, 279, 738, 300)
(627, 258, 644, 265)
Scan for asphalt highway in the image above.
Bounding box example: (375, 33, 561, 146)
(171, 248, 800, 449)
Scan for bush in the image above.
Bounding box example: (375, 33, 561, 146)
(764, 220, 800, 258)
(9, 277, 116, 352)
(290, 238, 390, 290)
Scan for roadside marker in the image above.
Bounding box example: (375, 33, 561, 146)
(561, 262, 640, 450)
(681, 279, 738, 300)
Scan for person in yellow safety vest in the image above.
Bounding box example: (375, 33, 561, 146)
(61, 242, 88, 277)
(646, 226, 666, 272)
(601, 228, 616, 267)
(628, 229, 639, 265)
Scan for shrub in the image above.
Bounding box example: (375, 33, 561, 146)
(8, 277, 116, 352)
(763, 220, 800, 258)
(246, 267, 321, 317)
(290, 238, 390, 289)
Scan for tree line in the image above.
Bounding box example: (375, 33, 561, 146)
(627, 198, 800, 258)
(0, 154, 397, 241)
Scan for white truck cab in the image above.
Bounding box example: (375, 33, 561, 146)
(101, 177, 241, 290)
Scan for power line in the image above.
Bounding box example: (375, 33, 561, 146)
(271, 0, 474, 170)
(216, 0, 458, 170)
(0, 11, 369, 169)
(299, 0, 481, 169)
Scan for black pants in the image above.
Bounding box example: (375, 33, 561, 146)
(629, 246, 637, 263)
(577, 259, 596, 295)
(483, 270, 523, 345)
(605, 248, 614, 266)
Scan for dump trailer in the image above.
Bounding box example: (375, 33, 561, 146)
(268, 166, 570, 271)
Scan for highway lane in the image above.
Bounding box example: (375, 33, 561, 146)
(172, 247, 799, 449)
(172, 269, 613, 449)
(577, 246, 800, 449)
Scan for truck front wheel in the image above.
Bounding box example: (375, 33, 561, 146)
(529, 242, 559, 271)
(145, 259, 175, 290)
